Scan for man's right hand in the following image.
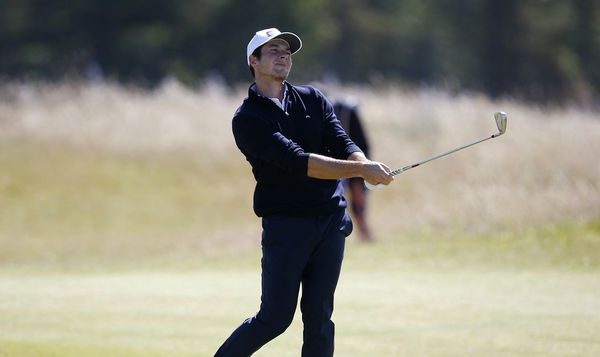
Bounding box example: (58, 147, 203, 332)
(361, 161, 394, 186)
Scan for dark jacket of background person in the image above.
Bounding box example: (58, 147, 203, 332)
(233, 82, 362, 217)
(333, 101, 370, 158)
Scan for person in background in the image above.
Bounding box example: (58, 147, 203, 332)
(333, 99, 374, 242)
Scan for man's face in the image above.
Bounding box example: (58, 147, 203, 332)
(251, 39, 292, 81)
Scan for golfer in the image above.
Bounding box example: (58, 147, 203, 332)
(214, 28, 393, 357)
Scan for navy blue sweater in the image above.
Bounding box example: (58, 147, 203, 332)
(232, 82, 362, 217)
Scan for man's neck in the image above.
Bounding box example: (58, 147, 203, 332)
(255, 78, 285, 101)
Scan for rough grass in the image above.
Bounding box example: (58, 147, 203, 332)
(0, 140, 258, 269)
(1, 80, 599, 268)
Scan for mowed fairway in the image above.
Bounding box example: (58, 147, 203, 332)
(1, 257, 600, 356)
(2, 224, 600, 357)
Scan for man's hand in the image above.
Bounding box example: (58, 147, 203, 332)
(347, 152, 393, 186)
(360, 160, 394, 186)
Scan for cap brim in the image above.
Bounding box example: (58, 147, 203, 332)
(272, 32, 302, 55)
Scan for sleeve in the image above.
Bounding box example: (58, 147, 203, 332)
(232, 114, 310, 176)
(318, 91, 363, 159)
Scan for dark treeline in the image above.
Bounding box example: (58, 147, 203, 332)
(1, 0, 600, 104)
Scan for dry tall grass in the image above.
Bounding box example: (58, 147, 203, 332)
(1, 80, 599, 251)
(0, 80, 239, 159)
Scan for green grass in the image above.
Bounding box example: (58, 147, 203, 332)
(1, 212, 599, 356)
(0, 140, 258, 269)
(1, 249, 599, 357)
(347, 220, 600, 272)
(2, 140, 599, 273)
(0, 341, 164, 357)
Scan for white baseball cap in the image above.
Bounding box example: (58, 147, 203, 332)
(247, 28, 302, 65)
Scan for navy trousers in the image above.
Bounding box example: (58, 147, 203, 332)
(214, 209, 353, 357)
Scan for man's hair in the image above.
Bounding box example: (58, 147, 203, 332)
(249, 45, 263, 78)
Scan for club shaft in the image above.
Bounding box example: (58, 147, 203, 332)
(390, 134, 494, 176)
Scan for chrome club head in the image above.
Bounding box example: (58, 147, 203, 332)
(493, 112, 507, 137)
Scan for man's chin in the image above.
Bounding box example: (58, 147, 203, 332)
(273, 66, 291, 79)
(272, 72, 289, 81)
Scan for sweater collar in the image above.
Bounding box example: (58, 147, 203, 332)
(249, 82, 290, 111)
(249, 81, 290, 98)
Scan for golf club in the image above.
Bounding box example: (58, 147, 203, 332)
(365, 111, 508, 190)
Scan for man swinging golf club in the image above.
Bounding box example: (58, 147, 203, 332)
(213, 28, 393, 357)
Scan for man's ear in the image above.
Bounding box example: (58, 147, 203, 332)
(249, 55, 257, 65)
